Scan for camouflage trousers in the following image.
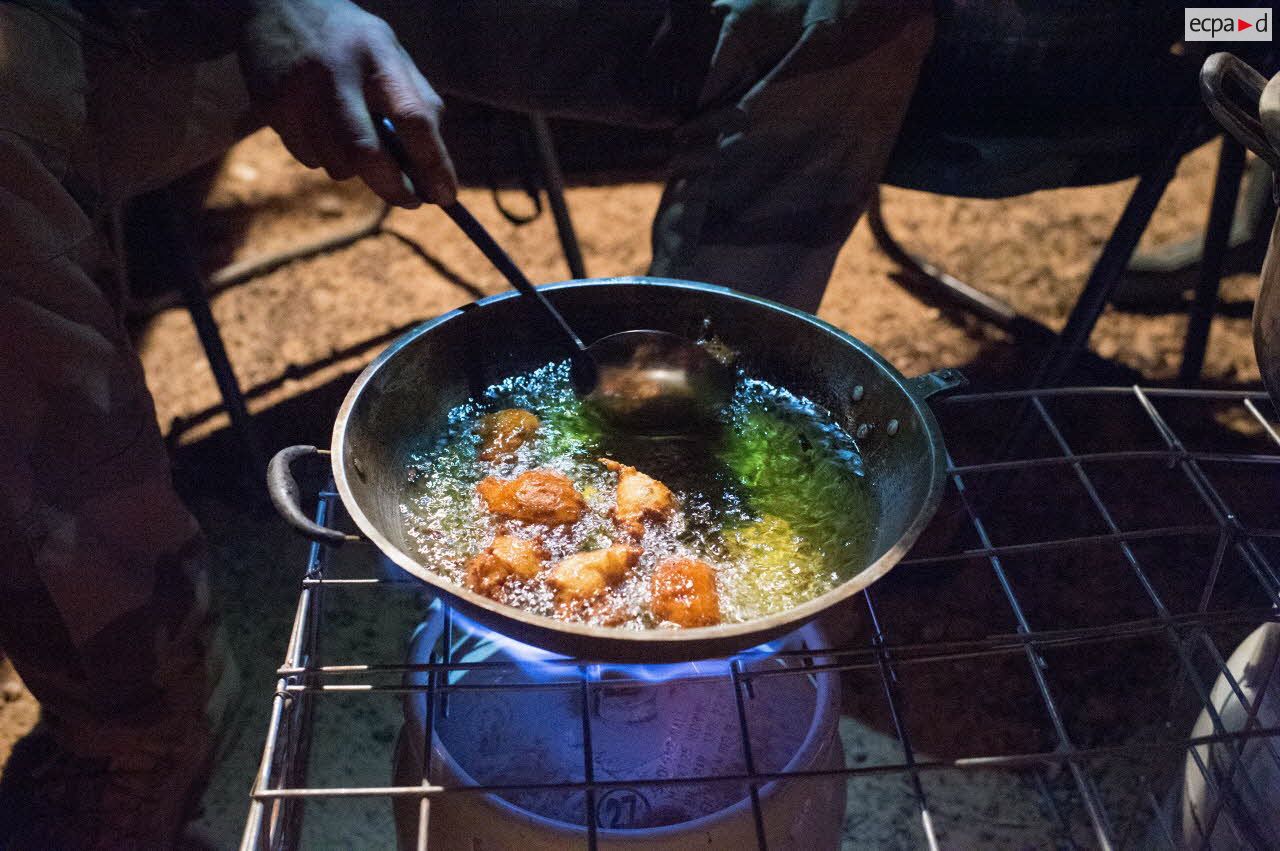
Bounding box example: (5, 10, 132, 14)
(0, 0, 930, 838)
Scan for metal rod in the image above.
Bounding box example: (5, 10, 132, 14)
(1134, 389, 1280, 602)
(240, 488, 336, 850)
(528, 113, 587, 279)
(947, 454, 1117, 848)
(730, 659, 769, 851)
(246, 724, 1280, 800)
(942, 387, 1271, 403)
(579, 672, 599, 851)
(865, 589, 940, 849)
(273, 609, 1280, 687)
(151, 188, 268, 481)
(1032, 117, 1199, 388)
(1031, 397, 1274, 838)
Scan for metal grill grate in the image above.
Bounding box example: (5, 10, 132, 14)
(241, 387, 1280, 850)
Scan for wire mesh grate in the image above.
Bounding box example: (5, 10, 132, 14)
(241, 387, 1280, 850)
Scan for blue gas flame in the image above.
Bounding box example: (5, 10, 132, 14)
(424, 598, 783, 686)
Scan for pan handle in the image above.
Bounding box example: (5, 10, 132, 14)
(267, 446, 360, 547)
(906, 368, 968, 401)
(1201, 53, 1280, 170)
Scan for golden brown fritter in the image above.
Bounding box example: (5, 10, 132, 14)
(650, 558, 721, 628)
(464, 535, 549, 598)
(547, 544, 642, 605)
(476, 408, 540, 461)
(598, 457, 676, 537)
(477, 469, 586, 526)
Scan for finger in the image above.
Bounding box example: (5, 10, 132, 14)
(366, 57, 458, 205)
(275, 112, 320, 169)
(331, 80, 419, 207)
(306, 108, 355, 182)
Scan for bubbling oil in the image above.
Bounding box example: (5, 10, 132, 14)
(400, 361, 875, 629)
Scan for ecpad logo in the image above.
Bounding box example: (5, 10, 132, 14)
(1185, 7, 1272, 40)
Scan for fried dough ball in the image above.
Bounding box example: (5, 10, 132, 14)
(465, 535, 549, 598)
(547, 545, 642, 604)
(476, 408, 540, 461)
(598, 457, 676, 537)
(651, 558, 721, 628)
(477, 469, 586, 526)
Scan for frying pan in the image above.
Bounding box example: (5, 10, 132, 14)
(269, 277, 965, 661)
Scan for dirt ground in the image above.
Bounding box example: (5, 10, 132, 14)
(0, 127, 1268, 825)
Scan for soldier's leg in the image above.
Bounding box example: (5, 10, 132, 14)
(650, 0, 935, 313)
(377, 1, 932, 313)
(0, 6, 245, 848)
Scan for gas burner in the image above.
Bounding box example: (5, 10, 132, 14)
(391, 603, 843, 846)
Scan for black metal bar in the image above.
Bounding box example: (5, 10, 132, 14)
(1128, 390, 1280, 844)
(941, 387, 1272, 404)
(416, 614, 439, 851)
(247, 723, 1280, 799)
(1032, 767, 1084, 850)
(730, 659, 769, 851)
(947, 449, 1117, 847)
(579, 672, 598, 851)
(240, 485, 336, 849)
(1029, 397, 1275, 840)
(864, 589, 939, 848)
(1033, 118, 1202, 389)
(529, 113, 587, 280)
(1145, 783, 1179, 849)
(277, 608, 1280, 687)
(1134, 390, 1280, 603)
(441, 605, 453, 720)
(1180, 138, 1248, 383)
(146, 188, 268, 480)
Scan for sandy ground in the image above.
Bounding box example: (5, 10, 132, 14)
(0, 127, 1268, 842)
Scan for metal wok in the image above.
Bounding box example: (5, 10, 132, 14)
(269, 278, 964, 661)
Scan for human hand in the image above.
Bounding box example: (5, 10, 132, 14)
(237, 0, 457, 207)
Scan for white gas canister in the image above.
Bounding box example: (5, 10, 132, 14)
(392, 614, 846, 850)
(1176, 622, 1280, 848)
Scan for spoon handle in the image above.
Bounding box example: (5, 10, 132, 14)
(374, 115, 587, 354)
(440, 203, 587, 352)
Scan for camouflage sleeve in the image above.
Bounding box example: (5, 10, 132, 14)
(0, 6, 237, 844)
(649, 0, 936, 312)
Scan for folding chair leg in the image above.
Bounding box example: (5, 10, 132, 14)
(1032, 117, 1203, 388)
(1178, 137, 1247, 384)
(528, 113, 587, 279)
(143, 189, 268, 482)
(867, 189, 1055, 342)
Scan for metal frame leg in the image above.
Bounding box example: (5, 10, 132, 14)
(1031, 117, 1204, 388)
(139, 188, 268, 481)
(873, 117, 1226, 389)
(528, 113, 587, 280)
(1178, 137, 1247, 384)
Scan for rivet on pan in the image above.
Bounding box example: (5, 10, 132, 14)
(852, 385, 865, 402)
(887, 419, 900, 436)
(856, 423, 870, 439)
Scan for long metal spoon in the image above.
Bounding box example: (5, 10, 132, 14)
(375, 116, 734, 432)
